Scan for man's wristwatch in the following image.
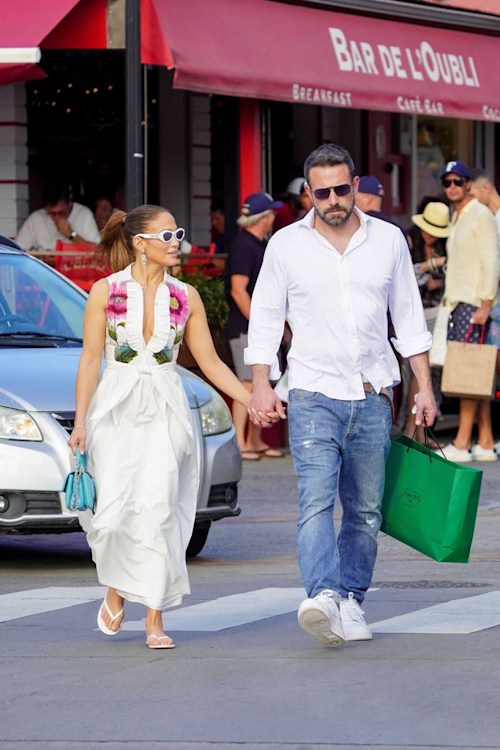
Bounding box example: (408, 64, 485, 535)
(68, 230, 77, 239)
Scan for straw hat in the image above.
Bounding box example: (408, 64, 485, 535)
(411, 202, 451, 238)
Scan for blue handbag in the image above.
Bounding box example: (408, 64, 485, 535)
(64, 447, 96, 512)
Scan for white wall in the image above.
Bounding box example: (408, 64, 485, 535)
(0, 85, 28, 239)
(157, 71, 212, 247)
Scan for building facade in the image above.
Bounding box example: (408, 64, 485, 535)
(1, 0, 500, 244)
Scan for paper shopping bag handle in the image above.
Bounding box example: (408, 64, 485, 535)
(409, 418, 446, 462)
(464, 323, 487, 345)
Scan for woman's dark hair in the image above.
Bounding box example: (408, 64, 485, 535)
(304, 143, 356, 183)
(98, 204, 171, 272)
(416, 195, 439, 214)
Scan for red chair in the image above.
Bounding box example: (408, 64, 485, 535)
(181, 244, 224, 277)
(55, 241, 110, 291)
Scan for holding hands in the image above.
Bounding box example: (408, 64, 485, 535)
(248, 382, 287, 428)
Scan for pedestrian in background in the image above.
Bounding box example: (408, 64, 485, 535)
(354, 174, 400, 227)
(273, 178, 304, 230)
(246, 143, 434, 647)
(298, 179, 313, 218)
(225, 192, 285, 461)
(470, 168, 500, 436)
(68, 204, 273, 649)
(93, 196, 114, 233)
(440, 161, 499, 463)
(403, 201, 450, 445)
(16, 181, 100, 253)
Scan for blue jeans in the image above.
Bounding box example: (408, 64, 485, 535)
(288, 388, 392, 603)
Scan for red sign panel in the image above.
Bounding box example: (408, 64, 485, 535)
(142, 0, 500, 122)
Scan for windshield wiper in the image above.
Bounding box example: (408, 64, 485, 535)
(0, 331, 82, 342)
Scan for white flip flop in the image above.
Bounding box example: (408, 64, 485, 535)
(97, 598, 124, 636)
(146, 634, 176, 650)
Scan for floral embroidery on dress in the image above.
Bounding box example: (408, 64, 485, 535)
(168, 283, 189, 327)
(106, 281, 138, 363)
(105, 275, 189, 364)
(152, 281, 189, 364)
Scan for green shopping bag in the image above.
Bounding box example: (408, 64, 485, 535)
(381, 435, 482, 563)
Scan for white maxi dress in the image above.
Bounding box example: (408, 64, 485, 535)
(79, 265, 199, 610)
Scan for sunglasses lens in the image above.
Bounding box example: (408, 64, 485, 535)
(313, 188, 331, 200)
(313, 185, 351, 200)
(160, 229, 185, 243)
(443, 178, 465, 187)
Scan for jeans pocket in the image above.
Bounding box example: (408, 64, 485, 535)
(376, 386, 394, 414)
(288, 388, 320, 404)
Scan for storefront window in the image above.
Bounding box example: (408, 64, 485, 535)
(416, 117, 473, 201)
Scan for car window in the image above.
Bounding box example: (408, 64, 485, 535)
(0, 253, 86, 337)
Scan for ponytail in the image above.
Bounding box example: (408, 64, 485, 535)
(97, 205, 170, 272)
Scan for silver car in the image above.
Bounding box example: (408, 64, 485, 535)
(0, 241, 241, 556)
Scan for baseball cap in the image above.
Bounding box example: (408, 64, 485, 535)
(240, 192, 284, 216)
(286, 178, 305, 196)
(358, 175, 384, 197)
(440, 160, 471, 180)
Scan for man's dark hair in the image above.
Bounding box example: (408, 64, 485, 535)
(304, 143, 356, 183)
(42, 181, 71, 207)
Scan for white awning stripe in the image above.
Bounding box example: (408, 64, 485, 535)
(0, 48, 41, 64)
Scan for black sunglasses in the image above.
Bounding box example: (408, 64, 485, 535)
(312, 184, 353, 200)
(442, 177, 466, 188)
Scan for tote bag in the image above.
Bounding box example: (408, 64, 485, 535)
(441, 324, 496, 399)
(381, 435, 482, 563)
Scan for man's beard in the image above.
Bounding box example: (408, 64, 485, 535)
(314, 196, 355, 227)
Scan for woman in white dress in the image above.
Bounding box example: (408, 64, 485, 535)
(68, 205, 277, 649)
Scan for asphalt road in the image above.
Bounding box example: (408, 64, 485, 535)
(1, 450, 500, 750)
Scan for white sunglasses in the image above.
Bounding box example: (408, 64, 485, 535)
(135, 228, 185, 244)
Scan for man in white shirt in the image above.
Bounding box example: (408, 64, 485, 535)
(245, 143, 435, 648)
(16, 182, 101, 255)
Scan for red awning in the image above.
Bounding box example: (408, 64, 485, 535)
(43, 0, 108, 51)
(420, 0, 500, 14)
(142, 0, 500, 122)
(0, 0, 107, 86)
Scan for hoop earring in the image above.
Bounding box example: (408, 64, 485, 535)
(140, 251, 147, 265)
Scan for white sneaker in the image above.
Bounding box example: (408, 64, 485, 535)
(440, 443, 472, 463)
(471, 444, 497, 462)
(340, 593, 372, 641)
(297, 589, 345, 647)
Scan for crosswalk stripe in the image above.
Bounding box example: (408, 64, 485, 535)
(122, 587, 307, 632)
(0, 586, 105, 623)
(371, 591, 500, 634)
(2, 586, 499, 635)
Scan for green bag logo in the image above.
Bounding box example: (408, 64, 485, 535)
(398, 488, 422, 508)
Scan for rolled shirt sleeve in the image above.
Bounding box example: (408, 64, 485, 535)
(389, 234, 432, 359)
(476, 208, 499, 303)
